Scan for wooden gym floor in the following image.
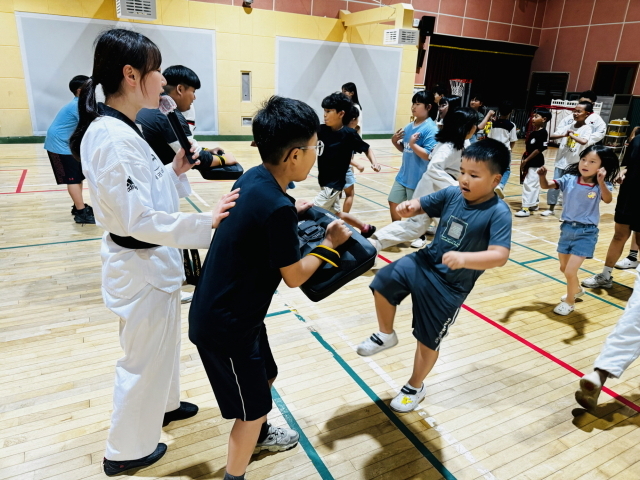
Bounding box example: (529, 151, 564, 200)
(1, 139, 639, 480)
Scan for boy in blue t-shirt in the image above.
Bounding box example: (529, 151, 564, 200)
(45, 75, 94, 224)
(389, 90, 438, 221)
(357, 139, 512, 413)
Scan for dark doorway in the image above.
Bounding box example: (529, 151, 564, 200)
(592, 62, 639, 96)
(423, 34, 537, 108)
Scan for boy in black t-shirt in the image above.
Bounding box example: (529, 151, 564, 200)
(515, 108, 551, 217)
(189, 96, 352, 480)
(314, 92, 381, 238)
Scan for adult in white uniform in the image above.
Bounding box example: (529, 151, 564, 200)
(69, 29, 239, 477)
(370, 108, 478, 251)
(557, 91, 606, 145)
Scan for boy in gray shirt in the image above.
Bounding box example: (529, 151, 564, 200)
(357, 139, 512, 413)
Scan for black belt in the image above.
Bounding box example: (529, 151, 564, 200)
(109, 233, 159, 249)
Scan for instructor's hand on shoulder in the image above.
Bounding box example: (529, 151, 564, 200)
(172, 146, 200, 176)
(212, 188, 240, 229)
(324, 220, 352, 249)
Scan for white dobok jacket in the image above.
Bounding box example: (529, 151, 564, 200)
(80, 108, 212, 300)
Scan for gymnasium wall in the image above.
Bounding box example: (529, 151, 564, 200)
(0, 0, 417, 138)
(530, 0, 640, 94)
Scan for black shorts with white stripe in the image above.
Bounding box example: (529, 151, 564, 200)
(197, 324, 278, 421)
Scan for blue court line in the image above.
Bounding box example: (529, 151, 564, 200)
(521, 257, 553, 264)
(272, 387, 335, 480)
(0, 237, 101, 250)
(281, 305, 456, 480)
(512, 240, 633, 290)
(266, 310, 289, 317)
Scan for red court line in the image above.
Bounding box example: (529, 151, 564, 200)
(375, 254, 640, 413)
(15, 170, 27, 193)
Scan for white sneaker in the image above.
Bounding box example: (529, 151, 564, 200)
(254, 424, 299, 454)
(356, 331, 398, 356)
(540, 210, 555, 217)
(514, 209, 530, 217)
(615, 257, 639, 269)
(181, 291, 193, 304)
(581, 273, 613, 289)
(494, 185, 505, 199)
(561, 287, 585, 302)
(410, 236, 427, 248)
(426, 225, 437, 236)
(575, 371, 603, 411)
(553, 301, 575, 315)
(390, 383, 427, 413)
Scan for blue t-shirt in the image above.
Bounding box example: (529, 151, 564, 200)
(44, 97, 79, 155)
(418, 186, 512, 294)
(554, 174, 612, 226)
(395, 118, 438, 189)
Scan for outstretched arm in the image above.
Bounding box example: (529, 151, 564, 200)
(537, 166, 557, 189)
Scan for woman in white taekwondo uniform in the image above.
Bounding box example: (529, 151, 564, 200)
(69, 29, 239, 476)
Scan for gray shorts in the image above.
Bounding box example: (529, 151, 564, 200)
(370, 253, 464, 351)
(388, 179, 415, 204)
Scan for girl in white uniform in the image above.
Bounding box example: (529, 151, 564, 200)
(370, 108, 477, 251)
(69, 29, 239, 476)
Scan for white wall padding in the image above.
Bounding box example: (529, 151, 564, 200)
(16, 12, 218, 135)
(276, 37, 403, 134)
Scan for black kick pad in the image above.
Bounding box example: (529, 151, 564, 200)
(298, 207, 377, 302)
(199, 162, 244, 181)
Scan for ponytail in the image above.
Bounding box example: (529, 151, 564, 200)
(70, 77, 99, 161)
(68, 28, 162, 162)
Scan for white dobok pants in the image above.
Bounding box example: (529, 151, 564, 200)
(104, 284, 182, 460)
(522, 167, 541, 208)
(594, 270, 640, 378)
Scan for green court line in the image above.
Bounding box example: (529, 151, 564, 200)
(512, 240, 632, 290)
(281, 305, 457, 480)
(271, 387, 335, 480)
(266, 310, 289, 317)
(185, 196, 202, 213)
(0, 237, 101, 250)
(521, 257, 552, 264)
(509, 257, 624, 310)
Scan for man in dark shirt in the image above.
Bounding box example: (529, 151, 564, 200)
(189, 96, 352, 480)
(136, 65, 238, 175)
(314, 92, 381, 238)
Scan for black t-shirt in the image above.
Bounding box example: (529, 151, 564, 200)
(189, 164, 301, 348)
(136, 105, 214, 167)
(524, 128, 548, 168)
(317, 124, 369, 190)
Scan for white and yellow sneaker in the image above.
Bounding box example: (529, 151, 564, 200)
(390, 383, 426, 413)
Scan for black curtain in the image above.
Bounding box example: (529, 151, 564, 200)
(423, 35, 537, 109)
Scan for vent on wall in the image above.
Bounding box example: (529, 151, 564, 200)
(383, 29, 418, 46)
(116, 0, 157, 20)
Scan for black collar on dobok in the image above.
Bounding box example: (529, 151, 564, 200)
(98, 103, 145, 139)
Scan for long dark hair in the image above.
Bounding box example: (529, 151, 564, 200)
(436, 107, 478, 150)
(342, 82, 361, 110)
(439, 95, 462, 112)
(69, 29, 162, 160)
(564, 145, 620, 184)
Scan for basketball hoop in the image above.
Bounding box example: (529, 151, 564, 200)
(450, 79, 472, 107)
